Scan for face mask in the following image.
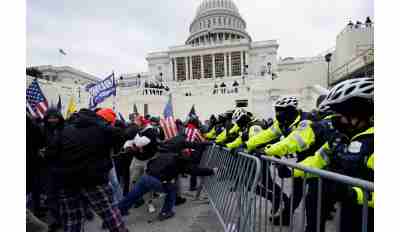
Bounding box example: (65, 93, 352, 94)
(332, 115, 358, 135)
(275, 108, 297, 125)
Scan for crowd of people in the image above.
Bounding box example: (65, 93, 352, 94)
(347, 17, 373, 29)
(27, 77, 374, 232)
(213, 80, 240, 95)
(142, 81, 170, 96)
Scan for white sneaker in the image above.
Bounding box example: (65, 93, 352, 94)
(148, 203, 156, 213)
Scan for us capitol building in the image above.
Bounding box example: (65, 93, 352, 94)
(27, 0, 374, 120)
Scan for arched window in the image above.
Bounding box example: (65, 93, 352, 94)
(218, 17, 221, 25)
(200, 22, 202, 29)
(223, 17, 226, 25)
(213, 18, 216, 25)
(208, 19, 211, 28)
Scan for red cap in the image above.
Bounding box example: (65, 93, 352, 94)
(96, 108, 117, 126)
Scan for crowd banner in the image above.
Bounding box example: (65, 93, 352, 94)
(86, 72, 116, 109)
(200, 146, 374, 232)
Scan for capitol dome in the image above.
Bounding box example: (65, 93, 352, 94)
(195, 0, 239, 16)
(186, 0, 252, 45)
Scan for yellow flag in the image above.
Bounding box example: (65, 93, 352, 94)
(65, 96, 77, 119)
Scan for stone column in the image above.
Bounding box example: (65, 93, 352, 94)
(189, 56, 193, 80)
(212, 54, 216, 79)
(170, 58, 174, 81)
(228, 52, 232, 77)
(241, 51, 245, 76)
(200, 55, 204, 79)
(185, 57, 189, 81)
(174, 57, 178, 81)
(224, 52, 228, 77)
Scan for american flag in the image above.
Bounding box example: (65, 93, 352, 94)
(185, 105, 205, 142)
(183, 125, 205, 156)
(182, 105, 205, 156)
(185, 126, 205, 142)
(26, 79, 48, 118)
(160, 94, 178, 140)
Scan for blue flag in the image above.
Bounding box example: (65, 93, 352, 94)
(86, 73, 116, 109)
(163, 94, 174, 118)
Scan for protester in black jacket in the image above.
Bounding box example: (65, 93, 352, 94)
(118, 137, 215, 221)
(46, 108, 128, 232)
(114, 121, 137, 196)
(27, 115, 45, 213)
(41, 108, 66, 231)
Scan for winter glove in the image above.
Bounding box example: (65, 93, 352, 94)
(229, 148, 239, 157)
(253, 150, 264, 159)
(327, 131, 348, 154)
(277, 165, 292, 178)
(335, 183, 357, 203)
(241, 131, 249, 142)
(201, 141, 214, 148)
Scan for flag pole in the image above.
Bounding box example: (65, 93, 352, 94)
(112, 70, 116, 112)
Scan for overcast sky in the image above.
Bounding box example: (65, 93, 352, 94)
(27, 0, 374, 78)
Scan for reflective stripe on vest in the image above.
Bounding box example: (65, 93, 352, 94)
(288, 114, 302, 129)
(270, 123, 281, 137)
(318, 145, 331, 163)
(367, 153, 374, 170)
(293, 134, 307, 150)
(352, 127, 374, 141)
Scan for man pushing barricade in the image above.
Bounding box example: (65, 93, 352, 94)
(117, 133, 217, 221)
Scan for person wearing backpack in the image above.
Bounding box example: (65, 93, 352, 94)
(118, 137, 215, 221)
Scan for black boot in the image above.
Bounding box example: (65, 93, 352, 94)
(133, 198, 145, 208)
(175, 196, 187, 206)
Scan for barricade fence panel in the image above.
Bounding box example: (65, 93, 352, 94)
(199, 145, 261, 232)
(199, 145, 374, 232)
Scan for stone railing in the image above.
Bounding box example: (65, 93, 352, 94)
(132, 88, 168, 96)
(337, 22, 374, 37)
(169, 38, 249, 51)
(330, 48, 374, 83)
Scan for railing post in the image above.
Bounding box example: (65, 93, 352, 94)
(316, 178, 323, 232)
(362, 189, 369, 232)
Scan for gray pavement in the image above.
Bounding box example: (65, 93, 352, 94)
(82, 178, 224, 232)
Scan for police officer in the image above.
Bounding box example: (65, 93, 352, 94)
(263, 99, 337, 225)
(225, 108, 250, 148)
(294, 78, 374, 232)
(204, 114, 218, 140)
(242, 96, 312, 221)
(245, 96, 312, 152)
(225, 108, 267, 151)
(214, 110, 238, 145)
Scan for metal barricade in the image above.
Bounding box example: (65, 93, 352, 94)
(254, 156, 374, 232)
(198, 146, 373, 232)
(199, 145, 261, 232)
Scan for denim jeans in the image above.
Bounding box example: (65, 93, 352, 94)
(109, 166, 123, 205)
(118, 175, 177, 214)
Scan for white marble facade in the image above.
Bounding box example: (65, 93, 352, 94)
(28, 0, 373, 121)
